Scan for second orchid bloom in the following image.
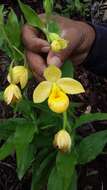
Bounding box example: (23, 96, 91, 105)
(33, 65, 85, 113)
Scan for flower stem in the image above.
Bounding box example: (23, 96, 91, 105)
(24, 51, 27, 67)
(12, 45, 24, 59)
(9, 59, 15, 83)
(63, 111, 67, 130)
(63, 112, 72, 131)
(43, 28, 51, 43)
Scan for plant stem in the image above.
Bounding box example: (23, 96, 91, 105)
(12, 45, 24, 59)
(24, 51, 27, 67)
(63, 112, 67, 129)
(43, 28, 51, 43)
(9, 59, 15, 83)
(63, 112, 72, 131)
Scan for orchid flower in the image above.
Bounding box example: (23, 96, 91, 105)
(33, 65, 85, 113)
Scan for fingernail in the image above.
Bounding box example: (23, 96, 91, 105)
(41, 46, 50, 52)
(48, 56, 62, 67)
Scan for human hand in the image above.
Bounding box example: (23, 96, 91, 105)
(22, 15, 95, 80)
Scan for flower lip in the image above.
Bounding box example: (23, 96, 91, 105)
(48, 83, 69, 113)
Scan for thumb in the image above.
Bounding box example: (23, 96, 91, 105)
(47, 47, 72, 68)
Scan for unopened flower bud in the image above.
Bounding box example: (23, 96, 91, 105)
(4, 84, 22, 104)
(7, 66, 28, 89)
(53, 129, 72, 152)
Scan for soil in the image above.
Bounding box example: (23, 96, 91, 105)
(0, 0, 107, 190)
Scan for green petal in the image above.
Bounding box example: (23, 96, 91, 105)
(44, 65, 62, 82)
(48, 33, 60, 42)
(57, 77, 85, 94)
(33, 81, 52, 103)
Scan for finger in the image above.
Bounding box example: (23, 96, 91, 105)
(26, 51, 46, 81)
(22, 25, 50, 53)
(33, 72, 43, 82)
(69, 52, 88, 65)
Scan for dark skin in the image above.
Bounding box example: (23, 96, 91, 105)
(22, 15, 95, 81)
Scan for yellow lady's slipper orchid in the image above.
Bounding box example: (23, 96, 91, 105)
(8, 66, 28, 89)
(33, 65, 85, 113)
(4, 84, 22, 104)
(48, 32, 68, 52)
(53, 129, 72, 152)
(51, 38, 68, 52)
